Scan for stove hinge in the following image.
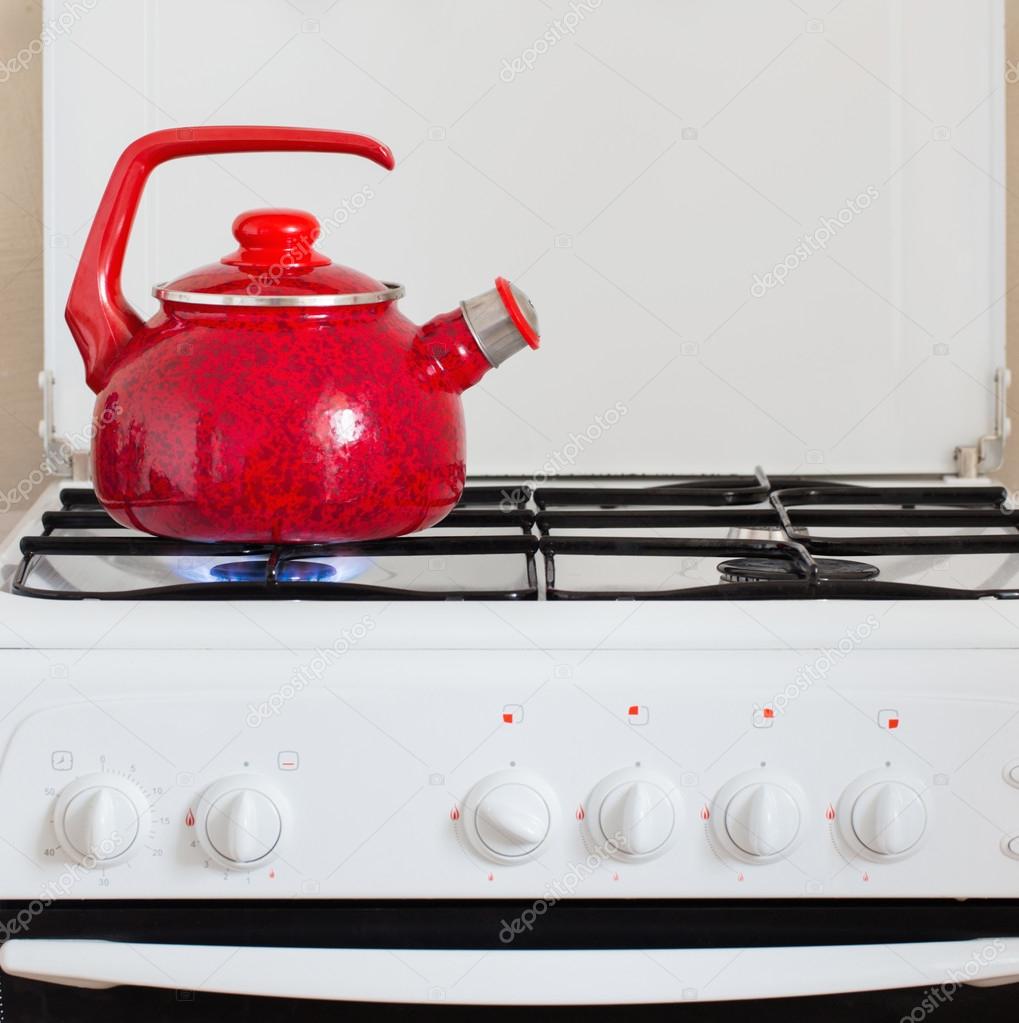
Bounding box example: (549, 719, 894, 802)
(955, 368, 1011, 478)
(37, 371, 89, 480)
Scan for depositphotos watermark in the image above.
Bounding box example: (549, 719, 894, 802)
(245, 186, 375, 297)
(750, 186, 879, 297)
(0, 402, 122, 514)
(246, 615, 376, 726)
(753, 615, 880, 720)
(0, 0, 99, 84)
(0, 831, 123, 941)
(499, 0, 603, 82)
(498, 833, 623, 944)
(499, 401, 627, 511)
(899, 939, 1006, 1022)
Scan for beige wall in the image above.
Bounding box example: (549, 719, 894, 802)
(0, 0, 44, 528)
(2, 6, 1019, 497)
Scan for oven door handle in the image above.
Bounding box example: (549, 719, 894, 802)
(3, 938, 1019, 1004)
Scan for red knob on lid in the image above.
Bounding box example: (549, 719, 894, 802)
(222, 208, 331, 271)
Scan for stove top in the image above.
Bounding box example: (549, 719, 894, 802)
(11, 469, 1019, 601)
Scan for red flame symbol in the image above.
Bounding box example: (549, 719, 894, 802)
(862, 872, 870, 882)
(268, 868, 276, 880)
(737, 871, 745, 882)
(700, 805, 710, 821)
(450, 806, 460, 822)
(576, 805, 586, 821)
(825, 804, 836, 822)
(487, 872, 494, 881)
(184, 808, 195, 828)
(612, 872, 620, 881)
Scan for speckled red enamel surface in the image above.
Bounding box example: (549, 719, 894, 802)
(92, 299, 493, 543)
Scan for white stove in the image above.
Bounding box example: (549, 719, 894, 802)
(2, 473, 1019, 1011)
(6, 0, 1018, 1017)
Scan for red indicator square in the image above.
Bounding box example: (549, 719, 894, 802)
(878, 709, 900, 730)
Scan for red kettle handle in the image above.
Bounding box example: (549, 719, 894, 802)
(66, 126, 395, 393)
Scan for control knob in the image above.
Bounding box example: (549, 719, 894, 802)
(585, 768, 678, 861)
(196, 775, 283, 870)
(459, 771, 554, 863)
(724, 782, 801, 859)
(709, 772, 804, 863)
(53, 774, 150, 867)
(848, 780, 927, 858)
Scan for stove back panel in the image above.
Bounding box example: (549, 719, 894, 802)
(42, 0, 1005, 476)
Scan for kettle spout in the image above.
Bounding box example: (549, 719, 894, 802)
(417, 278, 540, 393)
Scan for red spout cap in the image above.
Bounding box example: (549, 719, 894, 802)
(495, 277, 540, 349)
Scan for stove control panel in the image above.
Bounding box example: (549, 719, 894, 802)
(1, 649, 1018, 900)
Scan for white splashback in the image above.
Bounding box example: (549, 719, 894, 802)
(43, 0, 1005, 476)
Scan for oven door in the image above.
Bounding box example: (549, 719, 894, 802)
(1, 900, 1018, 1021)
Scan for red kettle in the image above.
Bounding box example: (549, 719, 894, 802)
(66, 126, 540, 544)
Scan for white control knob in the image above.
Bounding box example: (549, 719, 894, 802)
(724, 783, 800, 859)
(197, 776, 283, 870)
(850, 781, 926, 857)
(54, 774, 149, 867)
(459, 771, 555, 864)
(709, 772, 805, 863)
(476, 785, 550, 858)
(586, 769, 678, 861)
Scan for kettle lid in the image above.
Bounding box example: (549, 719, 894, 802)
(152, 208, 403, 307)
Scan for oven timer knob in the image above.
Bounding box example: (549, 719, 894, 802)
(195, 776, 284, 870)
(53, 774, 150, 867)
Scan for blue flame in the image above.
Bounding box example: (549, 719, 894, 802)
(210, 560, 338, 583)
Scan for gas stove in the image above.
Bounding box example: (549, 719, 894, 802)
(3, 472, 1019, 1012)
(8, 0, 1018, 1016)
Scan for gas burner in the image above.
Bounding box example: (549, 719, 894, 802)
(717, 557, 880, 584)
(211, 560, 337, 583)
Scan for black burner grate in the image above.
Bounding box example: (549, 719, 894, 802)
(13, 470, 1019, 600)
(535, 467, 1019, 600)
(13, 486, 539, 601)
